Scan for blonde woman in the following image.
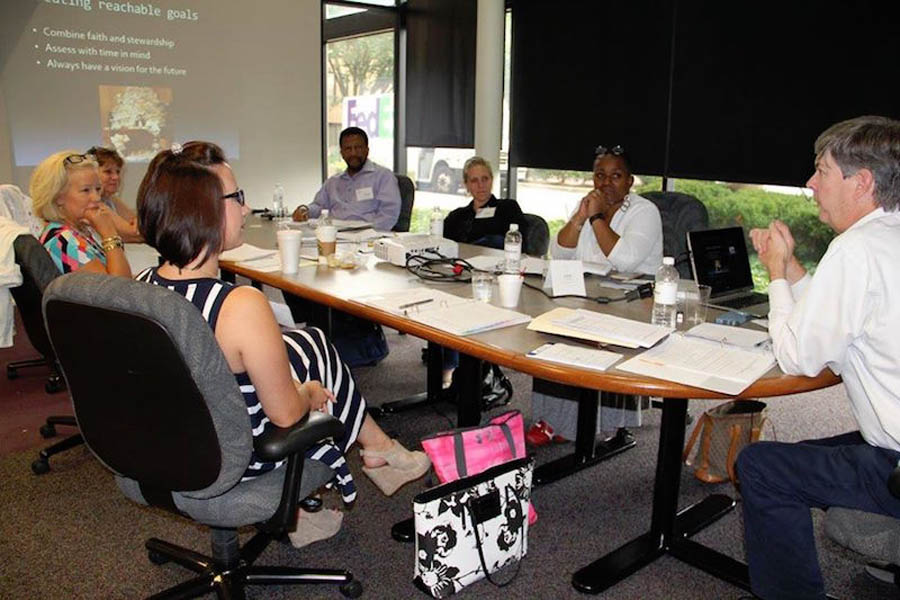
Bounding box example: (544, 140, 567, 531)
(30, 150, 131, 277)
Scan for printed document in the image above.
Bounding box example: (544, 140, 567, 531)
(527, 342, 622, 371)
(683, 322, 770, 349)
(528, 307, 671, 348)
(220, 243, 277, 262)
(356, 288, 531, 336)
(616, 333, 776, 395)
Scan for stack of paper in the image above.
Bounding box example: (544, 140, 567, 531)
(616, 332, 776, 395)
(527, 307, 671, 348)
(357, 288, 532, 336)
(683, 322, 770, 348)
(337, 228, 382, 242)
(526, 342, 622, 372)
(220, 244, 277, 263)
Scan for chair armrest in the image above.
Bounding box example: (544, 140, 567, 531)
(253, 412, 344, 462)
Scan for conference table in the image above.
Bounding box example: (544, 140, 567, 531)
(221, 217, 840, 595)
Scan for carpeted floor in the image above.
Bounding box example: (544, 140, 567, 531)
(1, 323, 895, 599)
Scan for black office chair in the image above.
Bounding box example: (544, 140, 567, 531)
(824, 463, 900, 589)
(7, 234, 65, 393)
(7, 234, 84, 475)
(643, 191, 709, 278)
(43, 272, 361, 599)
(521, 213, 550, 257)
(393, 174, 415, 232)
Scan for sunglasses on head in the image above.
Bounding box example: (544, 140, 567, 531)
(594, 144, 626, 157)
(63, 153, 90, 166)
(222, 189, 246, 207)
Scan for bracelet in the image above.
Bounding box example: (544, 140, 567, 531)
(589, 212, 606, 225)
(101, 235, 124, 254)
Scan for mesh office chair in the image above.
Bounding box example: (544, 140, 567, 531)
(43, 272, 361, 599)
(643, 191, 709, 278)
(521, 213, 550, 257)
(392, 174, 415, 232)
(825, 464, 900, 588)
(7, 234, 84, 474)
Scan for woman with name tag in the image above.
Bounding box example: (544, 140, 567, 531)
(134, 141, 430, 548)
(552, 145, 662, 275)
(528, 145, 664, 446)
(86, 145, 142, 242)
(30, 149, 132, 277)
(443, 156, 526, 249)
(440, 157, 526, 388)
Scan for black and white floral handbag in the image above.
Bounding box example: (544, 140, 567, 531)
(413, 457, 534, 598)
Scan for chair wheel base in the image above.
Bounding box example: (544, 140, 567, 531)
(45, 377, 65, 394)
(40, 424, 57, 438)
(31, 458, 50, 475)
(147, 550, 170, 565)
(340, 579, 363, 598)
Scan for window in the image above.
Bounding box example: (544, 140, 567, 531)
(663, 179, 825, 290)
(324, 31, 395, 177)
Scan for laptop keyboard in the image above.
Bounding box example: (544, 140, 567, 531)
(718, 292, 769, 309)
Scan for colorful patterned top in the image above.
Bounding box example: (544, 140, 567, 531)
(39, 221, 106, 274)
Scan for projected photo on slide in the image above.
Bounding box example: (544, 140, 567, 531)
(99, 85, 172, 162)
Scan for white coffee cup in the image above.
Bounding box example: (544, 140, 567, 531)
(276, 229, 302, 274)
(497, 273, 523, 307)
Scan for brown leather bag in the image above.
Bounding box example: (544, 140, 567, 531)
(683, 400, 767, 483)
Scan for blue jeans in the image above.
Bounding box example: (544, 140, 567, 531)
(736, 431, 900, 600)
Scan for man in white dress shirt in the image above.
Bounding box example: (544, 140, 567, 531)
(737, 115, 900, 600)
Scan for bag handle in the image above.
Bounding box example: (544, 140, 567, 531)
(465, 488, 523, 588)
(453, 422, 517, 479)
(726, 409, 767, 483)
(682, 412, 710, 465)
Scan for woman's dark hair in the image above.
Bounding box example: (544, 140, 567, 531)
(87, 146, 124, 168)
(137, 145, 225, 268)
(179, 140, 228, 166)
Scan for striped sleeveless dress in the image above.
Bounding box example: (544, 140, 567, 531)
(136, 267, 365, 503)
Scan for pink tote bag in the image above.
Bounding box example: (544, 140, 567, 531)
(421, 410, 537, 523)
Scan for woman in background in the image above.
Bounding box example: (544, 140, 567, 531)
(87, 146, 142, 242)
(30, 150, 131, 277)
(135, 141, 430, 547)
(439, 156, 526, 388)
(443, 156, 525, 249)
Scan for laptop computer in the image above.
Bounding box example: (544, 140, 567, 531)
(687, 226, 769, 317)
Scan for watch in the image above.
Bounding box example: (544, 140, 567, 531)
(589, 212, 606, 225)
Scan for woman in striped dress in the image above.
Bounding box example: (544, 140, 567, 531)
(135, 141, 429, 546)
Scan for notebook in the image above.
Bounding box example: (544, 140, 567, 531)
(687, 226, 769, 318)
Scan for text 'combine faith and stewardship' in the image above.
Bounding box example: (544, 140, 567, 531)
(35, 27, 187, 77)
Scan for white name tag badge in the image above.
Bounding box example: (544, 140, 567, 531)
(355, 187, 374, 201)
(549, 260, 587, 297)
(475, 207, 496, 219)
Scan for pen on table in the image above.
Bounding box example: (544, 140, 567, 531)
(398, 298, 434, 310)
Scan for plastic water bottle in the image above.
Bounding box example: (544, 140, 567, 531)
(651, 256, 679, 328)
(429, 207, 444, 237)
(272, 183, 285, 217)
(504, 223, 522, 273)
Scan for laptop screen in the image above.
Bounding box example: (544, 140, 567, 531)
(688, 227, 754, 297)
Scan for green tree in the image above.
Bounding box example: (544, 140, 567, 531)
(327, 33, 394, 105)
